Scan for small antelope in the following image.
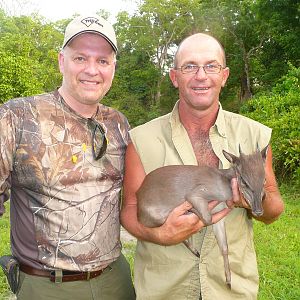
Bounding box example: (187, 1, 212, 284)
(137, 145, 268, 288)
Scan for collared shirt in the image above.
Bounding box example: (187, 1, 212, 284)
(0, 91, 130, 271)
(130, 101, 271, 300)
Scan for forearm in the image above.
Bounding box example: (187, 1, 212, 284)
(253, 147, 284, 224)
(120, 203, 162, 244)
(253, 187, 284, 224)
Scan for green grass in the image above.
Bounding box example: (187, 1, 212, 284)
(0, 203, 11, 299)
(254, 183, 300, 300)
(122, 241, 136, 279)
(0, 184, 299, 299)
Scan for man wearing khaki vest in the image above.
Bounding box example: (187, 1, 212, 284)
(121, 33, 284, 299)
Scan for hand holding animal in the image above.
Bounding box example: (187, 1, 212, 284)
(137, 145, 268, 288)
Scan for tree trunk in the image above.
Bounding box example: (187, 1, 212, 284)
(240, 55, 253, 102)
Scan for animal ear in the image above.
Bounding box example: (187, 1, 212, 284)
(261, 144, 269, 161)
(222, 150, 238, 164)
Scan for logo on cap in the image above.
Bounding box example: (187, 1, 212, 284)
(81, 17, 103, 28)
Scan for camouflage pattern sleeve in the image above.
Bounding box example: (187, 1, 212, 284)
(0, 100, 23, 216)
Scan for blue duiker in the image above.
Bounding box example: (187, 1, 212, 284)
(137, 145, 268, 288)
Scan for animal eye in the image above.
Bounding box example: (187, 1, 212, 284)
(239, 176, 248, 187)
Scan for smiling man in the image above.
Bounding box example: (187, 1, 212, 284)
(0, 15, 135, 300)
(121, 33, 284, 299)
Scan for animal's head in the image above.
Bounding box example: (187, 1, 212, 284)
(222, 144, 268, 217)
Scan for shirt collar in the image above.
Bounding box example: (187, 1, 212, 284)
(169, 100, 181, 131)
(169, 100, 227, 138)
(212, 103, 227, 138)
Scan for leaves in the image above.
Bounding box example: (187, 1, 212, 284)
(241, 65, 300, 181)
(0, 13, 63, 103)
(0, 1, 299, 183)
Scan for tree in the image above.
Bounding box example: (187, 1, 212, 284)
(0, 13, 63, 102)
(200, 0, 272, 104)
(198, 0, 300, 107)
(115, 0, 200, 108)
(256, 0, 300, 87)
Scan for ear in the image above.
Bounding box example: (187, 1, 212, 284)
(260, 144, 269, 162)
(111, 61, 117, 78)
(58, 51, 64, 74)
(222, 150, 239, 164)
(169, 68, 179, 88)
(221, 67, 230, 87)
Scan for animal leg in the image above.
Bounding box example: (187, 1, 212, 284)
(186, 192, 212, 225)
(212, 220, 231, 288)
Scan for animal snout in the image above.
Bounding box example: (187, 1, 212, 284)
(252, 209, 263, 217)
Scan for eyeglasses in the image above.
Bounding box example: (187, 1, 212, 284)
(175, 63, 225, 74)
(87, 118, 108, 161)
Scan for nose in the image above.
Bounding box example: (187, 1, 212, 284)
(84, 60, 99, 76)
(194, 66, 208, 80)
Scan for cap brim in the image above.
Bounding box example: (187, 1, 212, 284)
(63, 30, 118, 52)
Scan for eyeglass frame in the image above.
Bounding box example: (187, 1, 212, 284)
(87, 118, 108, 161)
(174, 63, 226, 74)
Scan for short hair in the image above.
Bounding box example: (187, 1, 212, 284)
(173, 33, 226, 68)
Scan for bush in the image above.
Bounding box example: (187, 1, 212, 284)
(240, 65, 300, 182)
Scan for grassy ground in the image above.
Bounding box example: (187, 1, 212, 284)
(254, 183, 300, 300)
(0, 183, 299, 299)
(0, 203, 11, 299)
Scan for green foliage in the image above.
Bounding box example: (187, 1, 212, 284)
(103, 50, 156, 127)
(0, 202, 11, 299)
(114, 0, 201, 115)
(241, 65, 300, 181)
(122, 241, 136, 279)
(0, 1, 299, 170)
(254, 183, 300, 300)
(0, 13, 63, 103)
(0, 51, 44, 101)
(257, 0, 300, 63)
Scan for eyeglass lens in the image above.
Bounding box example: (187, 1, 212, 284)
(88, 119, 107, 160)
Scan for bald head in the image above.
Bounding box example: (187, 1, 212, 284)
(174, 33, 226, 68)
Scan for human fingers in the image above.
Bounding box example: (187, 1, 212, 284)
(231, 178, 240, 204)
(211, 207, 232, 224)
(226, 199, 234, 208)
(171, 201, 193, 216)
(230, 178, 251, 209)
(208, 200, 220, 210)
(160, 205, 204, 245)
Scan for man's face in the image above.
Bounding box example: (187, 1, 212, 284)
(59, 33, 116, 107)
(169, 35, 229, 112)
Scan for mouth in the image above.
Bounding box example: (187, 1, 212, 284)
(246, 198, 264, 217)
(251, 209, 264, 217)
(80, 80, 100, 86)
(192, 87, 209, 92)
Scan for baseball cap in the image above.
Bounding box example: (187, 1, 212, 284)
(62, 15, 118, 52)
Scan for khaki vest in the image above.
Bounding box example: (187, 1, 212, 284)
(130, 102, 271, 300)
